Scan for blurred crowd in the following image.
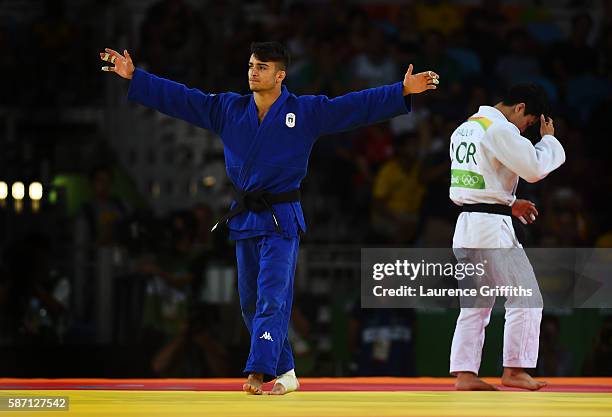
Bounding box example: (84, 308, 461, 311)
(1, 0, 612, 378)
(134, 0, 612, 247)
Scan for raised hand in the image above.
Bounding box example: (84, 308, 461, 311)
(512, 199, 539, 225)
(540, 114, 554, 137)
(100, 48, 135, 80)
(403, 64, 439, 95)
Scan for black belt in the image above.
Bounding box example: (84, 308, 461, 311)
(211, 188, 301, 233)
(461, 203, 512, 216)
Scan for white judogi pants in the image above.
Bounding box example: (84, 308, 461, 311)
(449, 212, 542, 375)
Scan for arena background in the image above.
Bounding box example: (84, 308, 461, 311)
(0, 0, 611, 380)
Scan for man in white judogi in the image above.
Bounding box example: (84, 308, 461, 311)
(448, 84, 565, 390)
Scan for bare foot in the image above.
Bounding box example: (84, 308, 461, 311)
(501, 368, 546, 391)
(242, 373, 264, 395)
(455, 372, 499, 391)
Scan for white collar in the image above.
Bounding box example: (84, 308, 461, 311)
(477, 105, 507, 121)
(477, 105, 519, 133)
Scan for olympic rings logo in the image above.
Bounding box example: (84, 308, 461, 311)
(451, 170, 485, 189)
(460, 175, 481, 186)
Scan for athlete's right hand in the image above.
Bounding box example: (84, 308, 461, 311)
(512, 199, 539, 224)
(100, 48, 135, 79)
(540, 114, 554, 137)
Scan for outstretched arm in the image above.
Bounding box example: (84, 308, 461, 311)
(311, 65, 439, 137)
(100, 48, 228, 134)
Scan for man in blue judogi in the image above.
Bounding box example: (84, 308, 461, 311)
(101, 42, 439, 394)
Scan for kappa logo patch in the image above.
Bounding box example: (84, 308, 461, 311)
(259, 331, 273, 341)
(285, 113, 296, 128)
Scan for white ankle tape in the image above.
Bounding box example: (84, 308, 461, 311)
(275, 369, 299, 392)
(279, 369, 296, 378)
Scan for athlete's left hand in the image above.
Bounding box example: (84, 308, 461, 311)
(512, 199, 539, 224)
(403, 64, 439, 95)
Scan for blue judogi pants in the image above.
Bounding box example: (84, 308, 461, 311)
(236, 234, 298, 381)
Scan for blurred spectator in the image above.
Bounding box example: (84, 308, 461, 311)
(288, 40, 351, 96)
(192, 203, 215, 253)
(392, 5, 420, 64)
(139, 210, 207, 291)
(540, 188, 589, 247)
(418, 116, 458, 247)
(551, 117, 592, 196)
(28, 0, 79, 105)
(141, 211, 217, 376)
(150, 303, 229, 377)
(75, 166, 129, 248)
(521, 2, 562, 45)
(371, 133, 425, 244)
(241, 0, 283, 28)
(496, 29, 542, 87)
(465, 85, 490, 116)
(389, 101, 431, 137)
(2, 234, 66, 345)
(583, 316, 612, 376)
(536, 315, 574, 376)
(446, 30, 482, 78)
(287, 294, 319, 375)
(348, 305, 416, 376)
(464, 0, 508, 73)
(550, 13, 597, 82)
(345, 6, 372, 54)
(140, 0, 201, 82)
(0, 20, 18, 106)
(414, 0, 463, 37)
(353, 123, 395, 179)
(352, 28, 398, 88)
(412, 31, 463, 88)
(71, 164, 130, 337)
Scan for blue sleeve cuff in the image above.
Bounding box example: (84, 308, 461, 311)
(127, 68, 148, 103)
(395, 81, 412, 113)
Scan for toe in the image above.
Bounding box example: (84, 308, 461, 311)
(243, 383, 262, 395)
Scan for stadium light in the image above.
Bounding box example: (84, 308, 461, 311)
(0, 181, 7, 208)
(29, 182, 43, 200)
(12, 182, 24, 200)
(202, 176, 216, 187)
(12, 182, 24, 213)
(29, 182, 43, 212)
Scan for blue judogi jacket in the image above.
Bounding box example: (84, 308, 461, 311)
(128, 69, 412, 240)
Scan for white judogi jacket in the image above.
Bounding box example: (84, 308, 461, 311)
(448, 106, 564, 375)
(449, 106, 566, 207)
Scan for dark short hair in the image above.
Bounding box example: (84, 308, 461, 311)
(500, 84, 550, 117)
(250, 41, 290, 70)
